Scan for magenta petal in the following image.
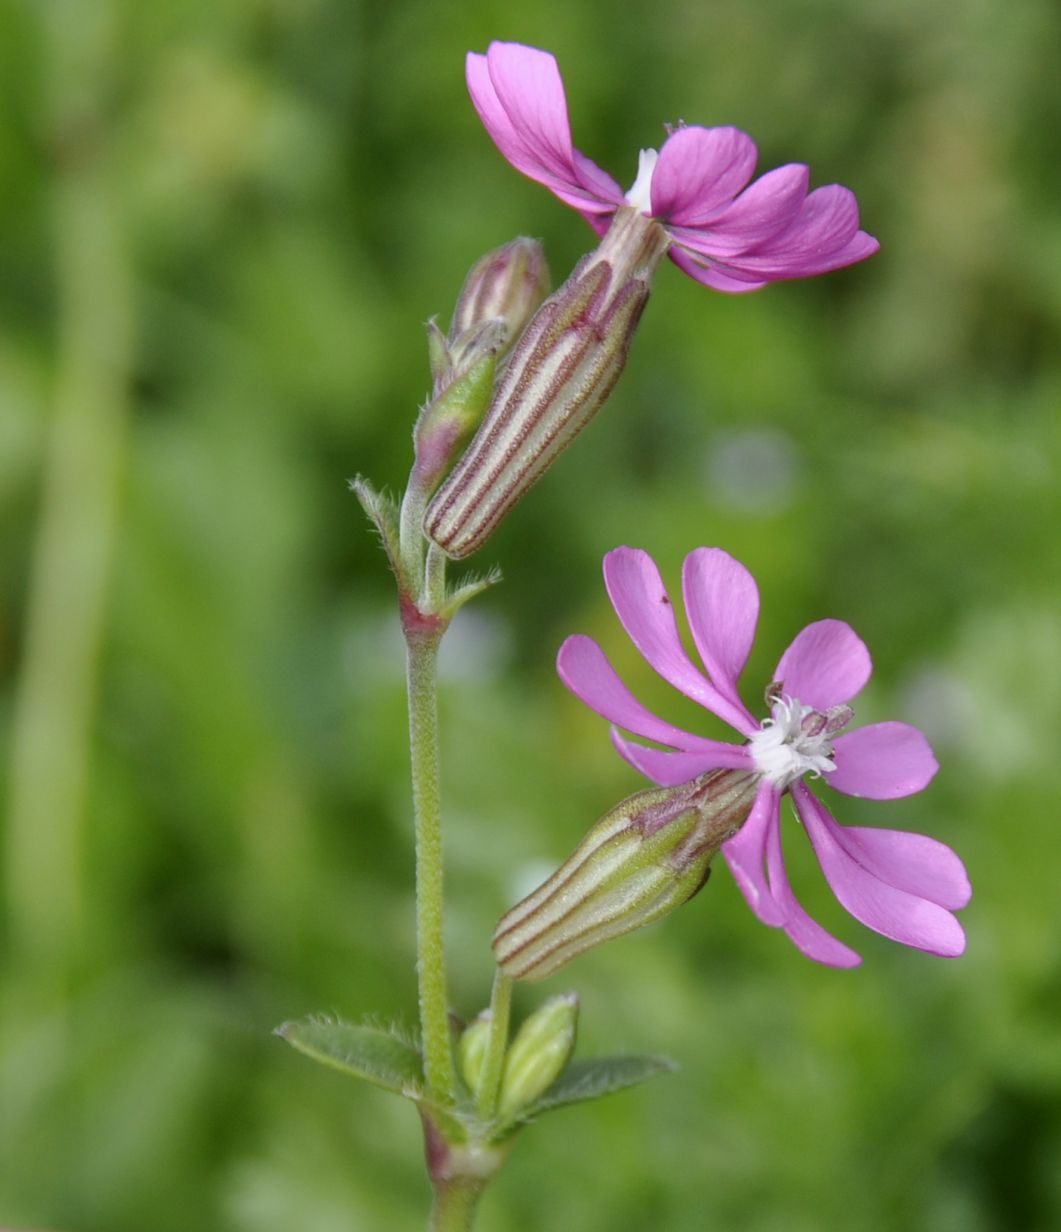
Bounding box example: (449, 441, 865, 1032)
(670, 164, 810, 256)
(650, 125, 758, 226)
(722, 783, 786, 927)
(833, 825, 971, 911)
(709, 163, 810, 243)
(602, 547, 753, 734)
(763, 814, 862, 967)
(557, 635, 717, 751)
(721, 185, 878, 278)
(827, 722, 938, 800)
(681, 547, 760, 732)
(611, 729, 752, 786)
(774, 619, 872, 710)
(752, 183, 859, 253)
(667, 247, 768, 293)
(467, 45, 622, 214)
(572, 148, 626, 208)
(820, 229, 880, 269)
(794, 786, 967, 958)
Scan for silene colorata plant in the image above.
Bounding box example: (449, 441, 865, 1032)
(275, 41, 971, 1231)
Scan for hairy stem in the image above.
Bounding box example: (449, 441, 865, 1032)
(399, 481, 428, 590)
(406, 629, 456, 1101)
(430, 1178, 485, 1232)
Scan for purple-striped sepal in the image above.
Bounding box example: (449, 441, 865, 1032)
(424, 207, 669, 558)
(493, 769, 757, 982)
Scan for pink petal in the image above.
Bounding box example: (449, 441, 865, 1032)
(832, 825, 971, 911)
(764, 814, 862, 967)
(717, 186, 879, 279)
(774, 619, 872, 711)
(603, 547, 753, 734)
(817, 229, 880, 269)
(467, 44, 623, 215)
(650, 125, 758, 226)
(752, 183, 858, 251)
(611, 728, 752, 786)
(827, 722, 938, 800)
(667, 247, 768, 293)
(794, 786, 967, 958)
(668, 164, 810, 257)
(681, 548, 760, 731)
(572, 148, 626, 208)
(722, 782, 786, 927)
(557, 635, 716, 751)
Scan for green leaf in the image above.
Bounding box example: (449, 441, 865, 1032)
(349, 476, 401, 577)
(442, 565, 503, 619)
(275, 1017, 424, 1099)
(521, 1054, 676, 1118)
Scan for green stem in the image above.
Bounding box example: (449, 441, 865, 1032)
(399, 481, 428, 590)
(424, 540, 448, 613)
(476, 969, 513, 1119)
(430, 1178, 485, 1232)
(406, 629, 456, 1101)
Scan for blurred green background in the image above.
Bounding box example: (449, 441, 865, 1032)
(2, 0, 1059, 1228)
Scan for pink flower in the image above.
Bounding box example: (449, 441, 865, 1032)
(467, 42, 879, 293)
(557, 547, 971, 967)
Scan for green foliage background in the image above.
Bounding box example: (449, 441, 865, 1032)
(1, 0, 1059, 1228)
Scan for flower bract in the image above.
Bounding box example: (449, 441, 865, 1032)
(467, 42, 879, 292)
(557, 546, 971, 967)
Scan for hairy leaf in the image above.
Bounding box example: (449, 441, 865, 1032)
(276, 1017, 423, 1099)
(523, 1054, 675, 1116)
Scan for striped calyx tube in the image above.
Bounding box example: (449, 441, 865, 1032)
(423, 207, 670, 558)
(493, 769, 758, 982)
(413, 238, 550, 497)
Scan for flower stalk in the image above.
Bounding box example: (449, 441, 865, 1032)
(430, 1179, 486, 1232)
(474, 968, 513, 1119)
(405, 623, 456, 1101)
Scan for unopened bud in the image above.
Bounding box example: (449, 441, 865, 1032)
(413, 240, 550, 495)
(424, 207, 669, 559)
(457, 1011, 493, 1097)
(497, 993, 579, 1118)
(450, 236, 550, 356)
(412, 347, 497, 494)
(494, 770, 757, 982)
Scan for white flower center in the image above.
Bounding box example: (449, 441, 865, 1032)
(625, 148, 658, 213)
(748, 692, 853, 790)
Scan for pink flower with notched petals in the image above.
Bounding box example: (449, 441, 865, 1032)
(558, 547, 971, 967)
(468, 42, 879, 293)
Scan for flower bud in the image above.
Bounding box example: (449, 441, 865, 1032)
(497, 993, 579, 1118)
(449, 236, 550, 357)
(494, 769, 757, 982)
(424, 207, 669, 559)
(412, 239, 550, 496)
(457, 1010, 493, 1097)
(412, 346, 498, 495)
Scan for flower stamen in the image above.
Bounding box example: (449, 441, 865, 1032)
(748, 690, 852, 790)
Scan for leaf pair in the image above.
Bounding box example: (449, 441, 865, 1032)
(276, 1015, 673, 1140)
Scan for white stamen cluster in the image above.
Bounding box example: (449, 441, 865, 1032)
(625, 148, 659, 214)
(749, 694, 846, 790)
